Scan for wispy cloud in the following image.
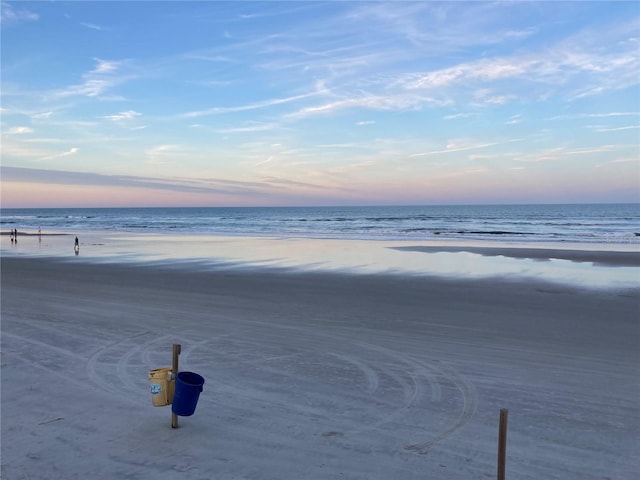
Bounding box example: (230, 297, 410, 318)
(80, 22, 104, 31)
(555, 145, 619, 155)
(406, 58, 533, 90)
(288, 93, 449, 119)
(514, 145, 620, 163)
(261, 175, 339, 193)
(180, 91, 320, 118)
(594, 125, 639, 132)
(444, 113, 475, 120)
(409, 140, 504, 158)
(102, 110, 142, 123)
(506, 115, 522, 125)
(255, 156, 273, 167)
(346, 2, 537, 51)
(550, 112, 639, 120)
(25, 138, 63, 144)
(6, 126, 33, 134)
(40, 147, 79, 161)
(439, 166, 489, 179)
(217, 123, 279, 134)
(184, 54, 235, 64)
(0, 165, 276, 197)
(473, 89, 516, 106)
(31, 111, 54, 120)
(145, 144, 185, 165)
(401, 33, 639, 104)
(316, 143, 361, 149)
(595, 157, 640, 168)
(1, 2, 39, 24)
(4, 164, 336, 201)
(92, 59, 120, 74)
(52, 58, 132, 99)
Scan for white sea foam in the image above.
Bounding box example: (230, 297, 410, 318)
(1, 204, 639, 244)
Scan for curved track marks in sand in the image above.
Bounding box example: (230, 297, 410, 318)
(352, 342, 478, 451)
(85, 331, 162, 403)
(328, 352, 380, 395)
(161, 325, 478, 453)
(2, 331, 88, 362)
(403, 358, 478, 454)
(6, 315, 477, 453)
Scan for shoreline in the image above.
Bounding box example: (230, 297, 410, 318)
(1, 231, 639, 290)
(1, 255, 638, 479)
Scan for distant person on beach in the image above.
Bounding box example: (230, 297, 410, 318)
(14, 229, 17, 243)
(10, 229, 14, 243)
(75, 237, 79, 248)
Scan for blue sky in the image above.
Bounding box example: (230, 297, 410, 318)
(1, 1, 639, 207)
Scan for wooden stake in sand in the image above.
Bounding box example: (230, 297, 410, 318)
(171, 344, 181, 429)
(497, 408, 509, 480)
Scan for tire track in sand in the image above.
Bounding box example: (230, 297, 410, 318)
(403, 357, 478, 454)
(354, 342, 477, 453)
(85, 331, 154, 403)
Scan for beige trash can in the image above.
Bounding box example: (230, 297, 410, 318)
(148, 367, 174, 407)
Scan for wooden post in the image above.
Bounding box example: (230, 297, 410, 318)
(497, 408, 508, 480)
(171, 344, 181, 429)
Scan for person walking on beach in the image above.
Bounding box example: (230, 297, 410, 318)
(14, 229, 17, 243)
(10, 229, 14, 243)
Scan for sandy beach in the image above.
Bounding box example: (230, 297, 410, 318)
(1, 244, 639, 479)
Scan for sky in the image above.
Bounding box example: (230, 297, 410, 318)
(1, 1, 639, 208)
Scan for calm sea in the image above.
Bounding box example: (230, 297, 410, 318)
(1, 204, 639, 245)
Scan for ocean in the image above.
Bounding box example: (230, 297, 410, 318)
(1, 204, 638, 245)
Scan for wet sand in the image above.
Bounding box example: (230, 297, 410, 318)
(2, 231, 639, 289)
(1, 254, 638, 479)
(391, 245, 640, 266)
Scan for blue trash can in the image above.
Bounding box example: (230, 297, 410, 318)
(172, 371, 205, 416)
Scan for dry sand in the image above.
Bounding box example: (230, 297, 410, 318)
(1, 255, 639, 479)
